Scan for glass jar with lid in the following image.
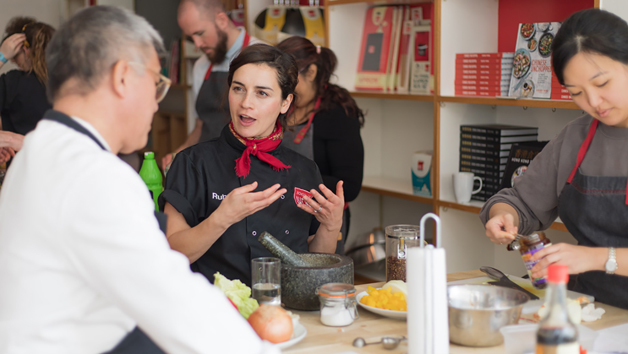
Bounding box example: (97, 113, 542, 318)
(385, 224, 424, 282)
(317, 283, 359, 327)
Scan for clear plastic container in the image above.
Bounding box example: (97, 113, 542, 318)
(317, 283, 359, 327)
(385, 225, 422, 282)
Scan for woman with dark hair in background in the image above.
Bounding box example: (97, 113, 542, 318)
(160, 44, 345, 286)
(0, 17, 55, 164)
(276, 36, 365, 255)
(480, 8, 628, 309)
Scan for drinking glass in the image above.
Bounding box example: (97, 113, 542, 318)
(251, 257, 281, 306)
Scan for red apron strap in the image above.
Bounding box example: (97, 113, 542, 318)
(566, 119, 599, 184)
(204, 31, 251, 81)
(293, 96, 322, 144)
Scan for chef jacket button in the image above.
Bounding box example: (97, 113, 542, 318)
(252, 231, 257, 236)
(285, 230, 289, 235)
(281, 195, 285, 199)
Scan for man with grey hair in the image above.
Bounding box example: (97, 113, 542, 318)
(161, 0, 263, 169)
(0, 6, 278, 354)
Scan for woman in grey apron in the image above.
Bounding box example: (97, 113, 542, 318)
(480, 8, 628, 309)
(277, 37, 365, 255)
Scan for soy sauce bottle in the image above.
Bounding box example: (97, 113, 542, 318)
(536, 264, 579, 354)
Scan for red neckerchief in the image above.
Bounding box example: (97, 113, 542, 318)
(204, 32, 251, 80)
(229, 121, 291, 178)
(291, 96, 322, 144)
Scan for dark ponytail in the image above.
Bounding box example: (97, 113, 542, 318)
(277, 36, 365, 127)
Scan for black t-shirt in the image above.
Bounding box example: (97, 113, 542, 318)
(0, 70, 50, 135)
(159, 124, 323, 286)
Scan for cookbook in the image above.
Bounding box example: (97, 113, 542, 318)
(508, 22, 561, 99)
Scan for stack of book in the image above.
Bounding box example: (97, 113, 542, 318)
(459, 124, 539, 201)
(550, 76, 572, 100)
(455, 53, 513, 97)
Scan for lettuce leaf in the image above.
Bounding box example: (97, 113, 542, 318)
(214, 272, 259, 319)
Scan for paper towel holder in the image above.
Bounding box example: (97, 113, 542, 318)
(419, 212, 441, 249)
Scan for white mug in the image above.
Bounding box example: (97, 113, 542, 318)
(453, 172, 482, 203)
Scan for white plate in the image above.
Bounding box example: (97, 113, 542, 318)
(356, 291, 407, 319)
(275, 323, 307, 349)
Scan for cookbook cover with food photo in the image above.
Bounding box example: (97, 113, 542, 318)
(508, 22, 561, 99)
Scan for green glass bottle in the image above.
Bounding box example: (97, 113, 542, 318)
(139, 152, 163, 211)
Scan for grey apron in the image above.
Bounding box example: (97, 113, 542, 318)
(196, 33, 251, 143)
(283, 117, 350, 255)
(43, 110, 167, 353)
(196, 71, 231, 143)
(557, 119, 628, 309)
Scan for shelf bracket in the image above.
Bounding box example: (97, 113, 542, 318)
(552, 107, 557, 112)
(440, 101, 446, 108)
(523, 106, 528, 110)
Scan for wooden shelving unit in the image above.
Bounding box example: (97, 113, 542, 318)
(350, 91, 434, 101)
(439, 96, 579, 110)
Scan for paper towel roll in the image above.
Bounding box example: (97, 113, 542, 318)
(407, 247, 449, 354)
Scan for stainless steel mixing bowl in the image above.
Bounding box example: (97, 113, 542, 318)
(448, 284, 529, 347)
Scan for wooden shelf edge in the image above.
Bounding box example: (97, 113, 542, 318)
(350, 91, 434, 101)
(549, 221, 569, 232)
(437, 199, 569, 233)
(328, 0, 433, 5)
(361, 185, 433, 205)
(438, 95, 580, 110)
(437, 200, 482, 214)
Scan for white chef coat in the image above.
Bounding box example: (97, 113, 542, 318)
(0, 114, 278, 354)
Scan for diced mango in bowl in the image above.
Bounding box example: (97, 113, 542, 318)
(360, 285, 407, 311)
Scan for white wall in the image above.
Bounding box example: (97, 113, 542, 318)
(0, 0, 64, 74)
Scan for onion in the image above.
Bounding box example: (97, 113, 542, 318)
(247, 304, 293, 343)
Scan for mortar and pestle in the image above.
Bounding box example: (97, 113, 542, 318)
(259, 232, 354, 310)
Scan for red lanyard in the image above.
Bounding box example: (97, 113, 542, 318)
(292, 96, 321, 144)
(204, 32, 251, 81)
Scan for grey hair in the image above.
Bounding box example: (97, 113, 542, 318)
(179, 0, 226, 17)
(46, 6, 165, 101)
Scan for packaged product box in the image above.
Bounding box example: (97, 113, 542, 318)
(355, 6, 395, 91)
(411, 151, 433, 197)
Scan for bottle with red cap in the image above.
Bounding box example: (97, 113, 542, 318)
(536, 264, 579, 354)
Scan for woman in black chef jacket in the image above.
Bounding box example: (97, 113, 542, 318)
(0, 18, 54, 164)
(160, 44, 344, 286)
(276, 37, 365, 255)
(480, 8, 628, 309)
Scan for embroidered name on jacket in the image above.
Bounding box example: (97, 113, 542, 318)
(212, 192, 227, 200)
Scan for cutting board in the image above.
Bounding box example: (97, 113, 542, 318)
(448, 275, 594, 314)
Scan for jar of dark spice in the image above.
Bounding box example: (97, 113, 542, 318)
(518, 232, 552, 289)
(385, 225, 422, 282)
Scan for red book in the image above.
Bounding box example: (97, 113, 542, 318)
(456, 58, 514, 65)
(455, 79, 511, 86)
(455, 90, 506, 96)
(455, 85, 509, 91)
(456, 73, 511, 81)
(355, 6, 395, 90)
(456, 52, 515, 59)
(550, 94, 572, 100)
(458, 69, 511, 75)
(456, 63, 510, 70)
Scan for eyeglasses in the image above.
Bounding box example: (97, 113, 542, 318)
(129, 61, 171, 103)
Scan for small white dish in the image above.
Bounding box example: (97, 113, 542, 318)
(275, 323, 307, 349)
(356, 291, 407, 320)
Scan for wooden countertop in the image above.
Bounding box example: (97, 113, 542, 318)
(283, 270, 628, 353)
